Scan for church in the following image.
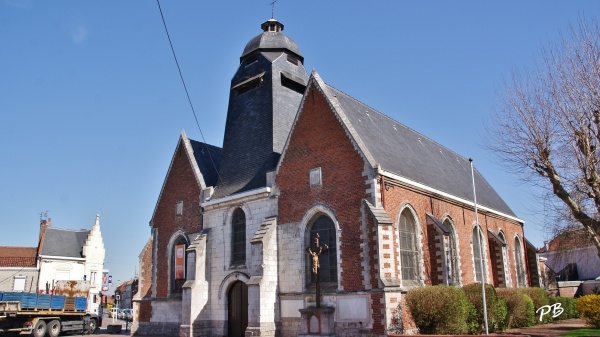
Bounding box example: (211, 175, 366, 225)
(133, 18, 539, 337)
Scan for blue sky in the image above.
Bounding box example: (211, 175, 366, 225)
(1, 1, 598, 288)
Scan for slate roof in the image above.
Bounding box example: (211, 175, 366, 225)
(0, 246, 37, 267)
(213, 19, 308, 199)
(316, 75, 516, 218)
(189, 139, 222, 188)
(40, 227, 89, 258)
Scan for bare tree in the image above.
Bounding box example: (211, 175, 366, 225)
(489, 18, 600, 257)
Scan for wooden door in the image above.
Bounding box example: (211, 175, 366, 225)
(228, 281, 248, 337)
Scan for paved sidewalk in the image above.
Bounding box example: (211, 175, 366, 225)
(504, 318, 589, 337)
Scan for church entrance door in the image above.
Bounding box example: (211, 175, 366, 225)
(228, 281, 248, 337)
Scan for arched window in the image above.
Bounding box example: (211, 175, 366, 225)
(498, 231, 510, 287)
(171, 236, 187, 294)
(444, 219, 460, 286)
(472, 226, 487, 283)
(307, 215, 337, 285)
(231, 208, 246, 265)
(399, 209, 419, 284)
(515, 236, 527, 287)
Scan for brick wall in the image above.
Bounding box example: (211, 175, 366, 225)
(151, 140, 203, 298)
(277, 85, 369, 292)
(136, 238, 154, 324)
(381, 182, 526, 287)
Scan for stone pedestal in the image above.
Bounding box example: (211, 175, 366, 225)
(298, 307, 335, 337)
(106, 324, 122, 334)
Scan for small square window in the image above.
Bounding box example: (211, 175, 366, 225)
(176, 201, 183, 216)
(310, 167, 322, 186)
(13, 276, 26, 292)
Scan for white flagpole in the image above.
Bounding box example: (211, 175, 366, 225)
(470, 158, 489, 335)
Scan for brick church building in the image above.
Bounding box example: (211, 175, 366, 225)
(134, 18, 539, 337)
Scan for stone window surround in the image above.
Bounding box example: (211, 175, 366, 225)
(441, 215, 462, 287)
(224, 203, 252, 270)
(396, 203, 424, 288)
(497, 230, 513, 288)
(514, 235, 527, 287)
(167, 230, 190, 297)
(298, 203, 342, 292)
(471, 224, 490, 284)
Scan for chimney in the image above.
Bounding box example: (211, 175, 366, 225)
(39, 218, 52, 241)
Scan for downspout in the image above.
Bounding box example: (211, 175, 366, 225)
(380, 175, 386, 209)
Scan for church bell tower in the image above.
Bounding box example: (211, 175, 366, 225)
(213, 19, 309, 198)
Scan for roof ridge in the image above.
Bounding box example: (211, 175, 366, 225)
(46, 227, 90, 233)
(325, 83, 471, 163)
(188, 138, 222, 150)
(0, 246, 38, 249)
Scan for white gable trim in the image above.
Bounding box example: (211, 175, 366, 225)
(149, 130, 205, 225)
(274, 70, 376, 177)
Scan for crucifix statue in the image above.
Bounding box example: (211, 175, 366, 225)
(306, 233, 328, 308)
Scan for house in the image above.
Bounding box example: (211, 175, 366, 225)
(0, 215, 106, 318)
(115, 278, 138, 310)
(37, 215, 105, 301)
(539, 228, 600, 297)
(0, 246, 39, 292)
(135, 18, 537, 337)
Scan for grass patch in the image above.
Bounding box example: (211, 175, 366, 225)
(561, 328, 600, 336)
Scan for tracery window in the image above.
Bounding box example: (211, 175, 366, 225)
(399, 209, 419, 284)
(444, 219, 461, 286)
(231, 208, 246, 265)
(515, 236, 527, 287)
(472, 226, 487, 283)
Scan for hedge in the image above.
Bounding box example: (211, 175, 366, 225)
(463, 283, 507, 333)
(518, 287, 551, 323)
(405, 285, 476, 335)
(496, 288, 535, 328)
(576, 294, 600, 328)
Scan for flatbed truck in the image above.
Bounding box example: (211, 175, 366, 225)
(0, 281, 101, 336)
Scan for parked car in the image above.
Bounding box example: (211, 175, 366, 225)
(118, 308, 133, 320)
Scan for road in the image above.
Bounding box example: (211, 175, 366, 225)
(94, 314, 134, 336)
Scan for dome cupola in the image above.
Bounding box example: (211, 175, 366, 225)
(240, 19, 303, 63)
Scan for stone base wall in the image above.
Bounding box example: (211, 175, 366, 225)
(133, 322, 180, 336)
(245, 322, 277, 336)
(280, 318, 301, 337)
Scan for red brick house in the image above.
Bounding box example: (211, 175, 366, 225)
(135, 18, 537, 337)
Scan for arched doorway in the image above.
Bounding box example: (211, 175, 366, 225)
(228, 281, 248, 337)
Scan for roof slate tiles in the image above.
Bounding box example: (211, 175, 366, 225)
(40, 228, 90, 258)
(322, 82, 516, 218)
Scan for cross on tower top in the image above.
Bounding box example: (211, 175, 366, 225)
(270, 0, 278, 19)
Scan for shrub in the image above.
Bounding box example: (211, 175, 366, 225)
(576, 294, 600, 328)
(496, 288, 535, 328)
(549, 296, 579, 320)
(405, 285, 474, 335)
(518, 287, 551, 323)
(463, 283, 507, 333)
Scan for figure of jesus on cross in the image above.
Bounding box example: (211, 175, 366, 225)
(306, 233, 328, 308)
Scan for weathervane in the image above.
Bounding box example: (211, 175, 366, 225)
(306, 233, 328, 308)
(270, 0, 278, 19)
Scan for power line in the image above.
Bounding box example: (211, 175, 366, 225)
(156, 0, 223, 185)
